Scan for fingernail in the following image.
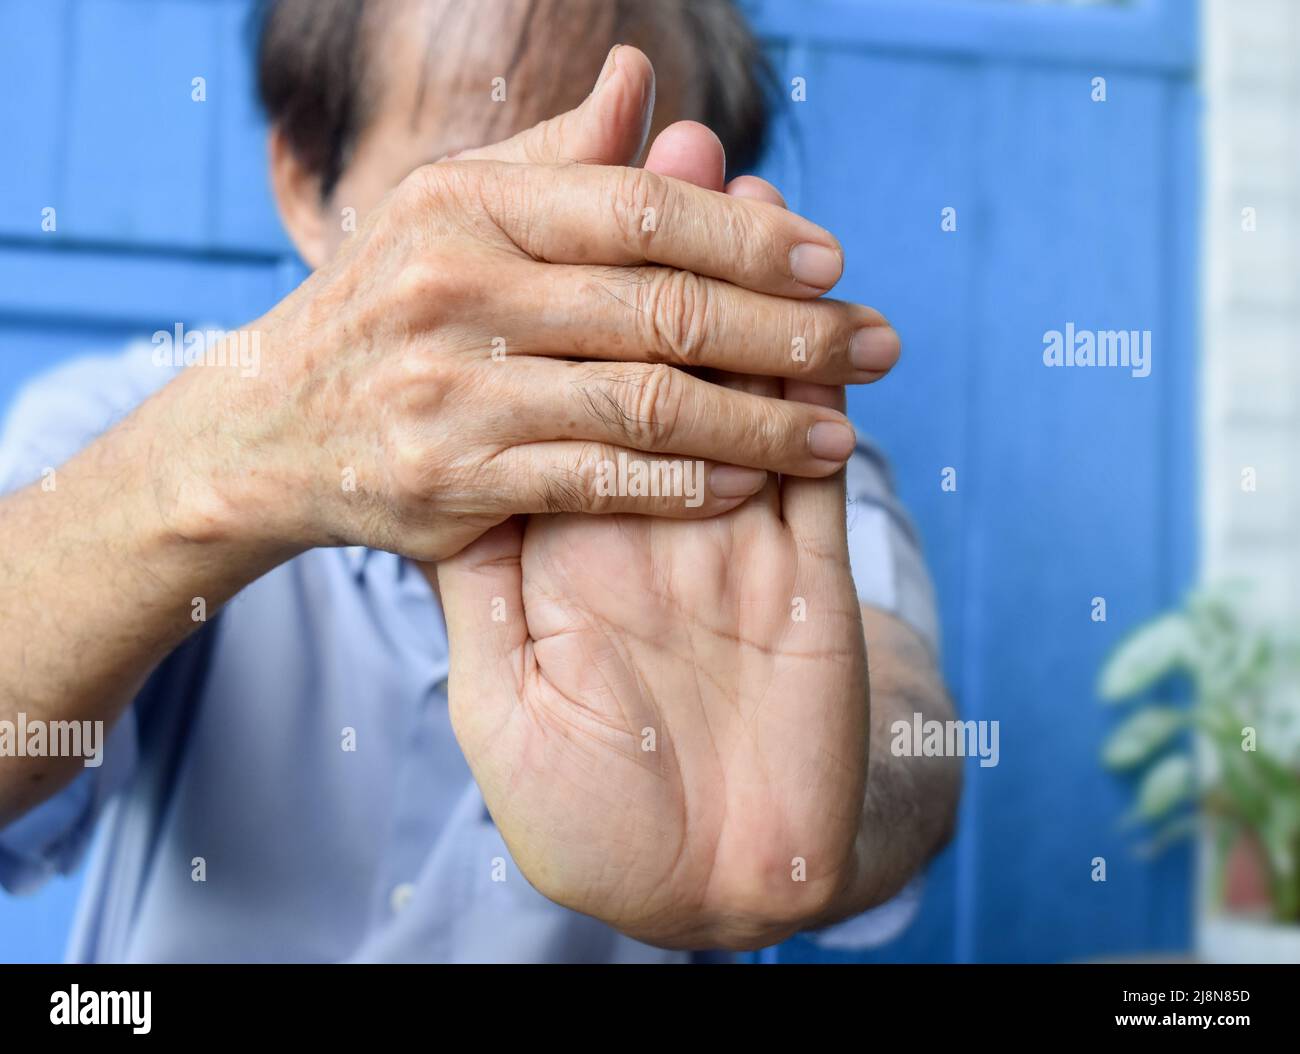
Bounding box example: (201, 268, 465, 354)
(808, 421, 856, 462)
(789, 243, 843, 290)
(849, 326, 900, 372)
(595, 45, 621, 94)
(709, 465, 768, 498)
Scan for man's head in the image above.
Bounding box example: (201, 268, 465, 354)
(255, 0, 774, 267)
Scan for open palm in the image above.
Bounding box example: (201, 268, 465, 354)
(430, 50, 872, 948)
(437, 395, 868, 949)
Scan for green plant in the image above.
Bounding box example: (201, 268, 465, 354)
(1098, 583, 1300, 923)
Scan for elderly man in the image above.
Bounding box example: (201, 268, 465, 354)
(0, 0, 958, 962)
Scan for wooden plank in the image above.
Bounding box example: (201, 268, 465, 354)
(963, 63, 1192, 961)
(62, 0, 222, 246)
(747, 0, 1196, 72)
(0, 0, 72, 237)
(213, 0, 292, 254)
(0, 243, 284, 331)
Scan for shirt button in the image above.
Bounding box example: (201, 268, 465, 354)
(389, 883, 416, 914)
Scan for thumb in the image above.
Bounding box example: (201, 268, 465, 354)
(782, 381, 851, 559)
(643, 120, 726, 191)
(435, 518, 529, 689)
(451, 45, 655, 167)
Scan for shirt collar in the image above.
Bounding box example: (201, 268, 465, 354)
(342, 545, 371, 578)
(343, 547, 423, 589)
(340, 546, 449, 684)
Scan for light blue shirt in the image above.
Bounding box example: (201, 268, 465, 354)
(0, 339, 938, 963)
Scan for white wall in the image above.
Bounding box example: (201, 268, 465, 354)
(1202, 0, 1300, 615)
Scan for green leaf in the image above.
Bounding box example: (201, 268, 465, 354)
(1131, 754, 1195, 823)
(1216, 748, 1270, 827)
(1102, 707, 1186, 770)
(1099, 613, 1194, 701)
(1135, 813, 1198, 859)
(1246, 745, 1300, 800)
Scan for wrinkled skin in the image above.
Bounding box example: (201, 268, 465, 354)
(435, 68, 872, 949)
(441, 467, 869, 949)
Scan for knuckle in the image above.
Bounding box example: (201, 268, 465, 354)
(387, 431, 438, 508)
(391, 258, 460, 307)
(610, 166, 668, 256)
(799, 302, 845, 371)
(391, 255, 494, 323)
(533, 458, 595, 514)
(396, 160, 500, 236)
(569, 443, 618, 512)
(526, 115, 565, 164)
(382, 362, 459, 500)
(715, 198, 763, 272)
(736, 401, 790, 465)
(643, 269, 712, 365)
(392, 347, 452, 402)
(478, 162, 532, 240)
(395, 162, 451, 213)
(631, 363, 691, 447)
(620, 363, 683, 448)
(575, 363, 684, 449)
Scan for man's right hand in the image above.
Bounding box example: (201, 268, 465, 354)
(167, 55, 897, 564)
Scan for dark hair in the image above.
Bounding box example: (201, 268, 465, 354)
(253, 0, 775, 201)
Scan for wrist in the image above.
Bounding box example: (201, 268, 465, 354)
(134, 349, 312, 565)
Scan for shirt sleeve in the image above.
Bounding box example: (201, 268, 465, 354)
(0, 341, 174, 894)
(804, 438, 939, 952)
(844, 438, 941, 656)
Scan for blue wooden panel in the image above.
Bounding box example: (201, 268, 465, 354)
(748, 0, 1196, 71)
(0, 245, 286, 326)
(748, 0, 1200, 963)
(960, 65, 1192, 962)
(0, 0, 71, 236)
(0, 0, 285, 255)
(213, 0, 291, 252)
(62, 0, 222, 246)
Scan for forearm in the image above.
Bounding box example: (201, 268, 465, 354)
(823, 606, 961, 924)
(0, 367, 297, 824)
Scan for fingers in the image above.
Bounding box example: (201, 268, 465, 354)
(703, 368, 783, 517)
(713, 174, 789, 518)
(436, 517, 528, 689)
(726, 175, 787, 209)
(436, 159, 845, 298)
(717, 171, 847, 553)
(490, 441, 769, 517)
(781, 380, 851, 553)
(643, 121, 726, 190)
(450, 45, 655, 167)
(494, 357, 857, 477)
(510, 261, 899, 382)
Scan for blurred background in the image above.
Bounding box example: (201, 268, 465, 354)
(1, 0, 1297, 963)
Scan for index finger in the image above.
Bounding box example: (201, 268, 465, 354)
(436, 159, 845, 299)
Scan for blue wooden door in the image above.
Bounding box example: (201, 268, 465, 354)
(746, 0, 1199, 962)
(0, 0, 1199, 962)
